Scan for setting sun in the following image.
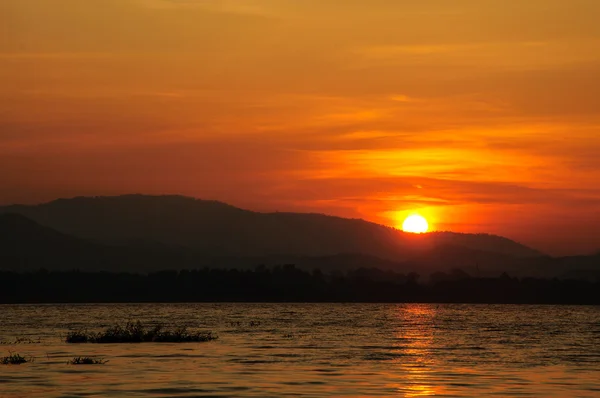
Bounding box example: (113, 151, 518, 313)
(402, 215, 429, 234)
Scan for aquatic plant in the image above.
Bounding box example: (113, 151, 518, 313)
(65, 331, 89, 344)
(1, 353, 31, 365)
(68, 356, 108, 365)
(65, 321, 218, 344)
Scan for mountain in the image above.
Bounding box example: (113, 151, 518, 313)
(0, 213, 210, 272)
(1, 199, 598, 279)
(0, 212, 414, 274)
(0, 195, 542, 262)
(0, 213, 100, 271)
(530, 253, 600, 280)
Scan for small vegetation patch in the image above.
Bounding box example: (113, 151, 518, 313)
(1, 353, 31, 365)
(68, 356, 108, 365)
(66, 321, 218, 344)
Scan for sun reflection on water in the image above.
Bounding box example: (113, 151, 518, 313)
(394, 304, 443, 397)
(1, 304, 599, 397)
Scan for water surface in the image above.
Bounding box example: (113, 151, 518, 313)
(1, 303, 599, 397)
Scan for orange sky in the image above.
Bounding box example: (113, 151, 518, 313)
(1, 0, 599, 255)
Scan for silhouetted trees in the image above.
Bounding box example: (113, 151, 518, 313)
(0, 266, 598, 304)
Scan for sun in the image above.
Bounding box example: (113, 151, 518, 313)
(402, 215, 429, 234)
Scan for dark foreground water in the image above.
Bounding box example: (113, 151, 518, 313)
(1, 304, 599, 397)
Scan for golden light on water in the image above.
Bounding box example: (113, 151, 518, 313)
(393, 304, 441, 397)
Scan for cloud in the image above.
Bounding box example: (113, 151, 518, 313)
(2, 0, 600, 254)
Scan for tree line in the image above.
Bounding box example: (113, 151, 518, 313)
(0, 266, 598, 304)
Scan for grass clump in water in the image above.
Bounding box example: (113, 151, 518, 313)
(68, 356, 108, 365)
(1, 353, 31, 365)
(66, 321, 218, 344)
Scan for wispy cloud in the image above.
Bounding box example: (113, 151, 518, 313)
(2, 0, 600, 254)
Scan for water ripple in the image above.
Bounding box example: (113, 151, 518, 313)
(0, 303, 598, 397)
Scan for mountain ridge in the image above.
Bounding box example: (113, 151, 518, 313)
(1, 208, 598, 279)
(0, 194, 542, 260)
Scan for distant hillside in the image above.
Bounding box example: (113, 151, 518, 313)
(0, 195, 542, 262)
(530, 253, 600, 280)
(0, 213, 100, 271)
(0, 213, 209, 272)
(1, 207, 598, 279)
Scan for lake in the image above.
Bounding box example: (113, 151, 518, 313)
(1, 303, 599, 397)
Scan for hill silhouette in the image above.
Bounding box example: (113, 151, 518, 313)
(0, 213, 597, 303)
(0, 207, 598, 279)
(0, 212, 199, 272)
(0, 213, 101, 271)
(0, 195, 542, 262)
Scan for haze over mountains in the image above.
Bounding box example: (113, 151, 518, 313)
(1, 195, 598, 279)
